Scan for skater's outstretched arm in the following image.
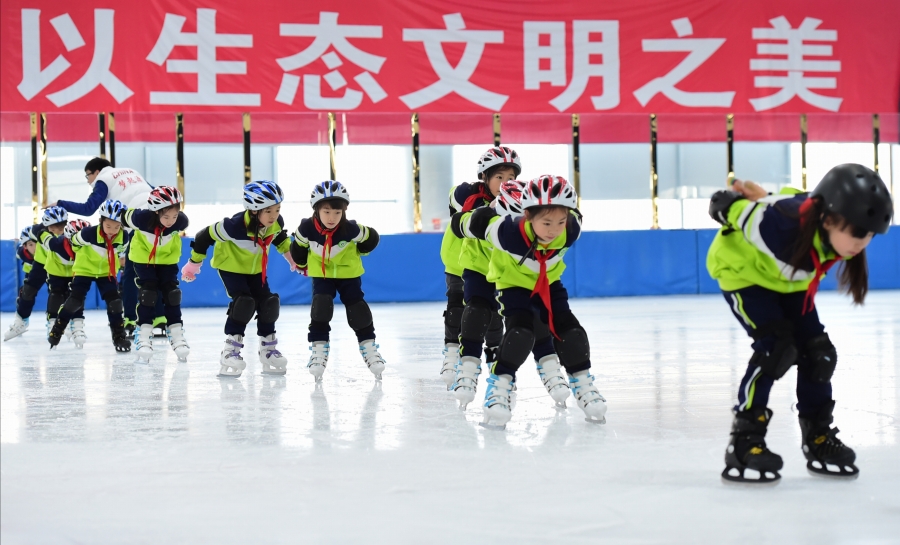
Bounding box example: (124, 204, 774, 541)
(356, 226, 379, 254)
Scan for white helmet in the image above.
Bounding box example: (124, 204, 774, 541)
(243, 181, 284, 211)
(495, 180, 526, 219)
(147, 186, 183, 211)
(521, 175, 578, 211)
(310, 180, 350, 208)
(476, 146, 522, 179)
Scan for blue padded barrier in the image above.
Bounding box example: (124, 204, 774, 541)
(2, 230, 898, 312)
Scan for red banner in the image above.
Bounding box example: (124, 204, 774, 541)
(1, 0, 898, 114)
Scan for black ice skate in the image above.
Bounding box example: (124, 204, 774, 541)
(48, 318, 69, 349)
(110, 324, 132, 352)
(722, 407, 783, 484)
(799, 400, 858, 478)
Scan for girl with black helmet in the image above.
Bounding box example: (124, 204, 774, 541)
(707, 163, 893, 483)
(289, 180, 384, 382)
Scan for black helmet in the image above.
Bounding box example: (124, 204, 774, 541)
(811, 164, 893, 235)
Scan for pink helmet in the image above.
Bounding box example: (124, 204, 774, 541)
(147, 186, 184, 211)
(520, 175, 578, 211)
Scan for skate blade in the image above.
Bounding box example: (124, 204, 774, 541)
(374, 373, 383, 381)
(585, 416, 606, 424)
(806, 461, 859, 479)
(458, 402, 469, 411)
(555, 401, 567, 409)
(721, 466, 781, 485)
(479, 422, 507, 431)
(261, 369, 287, 376)
(217, 373, 242, 379)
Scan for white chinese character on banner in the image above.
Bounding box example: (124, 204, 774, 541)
(275, 12, 386, 110)
(633, 18, 734, 107)
(17, 9, 133, 107)
(146, 8, 259, 106)
(400, 14, 507, 110)
(749, 16, 841, 112)
(523, 20, 620, 112)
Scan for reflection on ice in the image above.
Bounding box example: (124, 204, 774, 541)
(1, 291, 897, 543)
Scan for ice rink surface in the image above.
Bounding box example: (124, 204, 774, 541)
(1, 291, 898, 544)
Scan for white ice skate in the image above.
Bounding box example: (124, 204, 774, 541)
(569, 372, 607, 424)
(167, 323, 190, 362)
(307, 341, 330, 382)
(481, 373, 514, 429)
(71, 318, 87, 349)
(536, 355, 570, 408)
(440, 343, 460, 389)
(259, 334, 287, 375)
(451, 356, 481, 410)
(359, 339, 385, 380)
(134, 323, 154, 363)
(3, 314, 29, 341)
(218, 334, 246, 378)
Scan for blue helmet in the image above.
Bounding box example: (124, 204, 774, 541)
(41, 206, 68, 226)
(243, 181, 284, 211)
(18, 227, 32, 246)
(99, 199, 127, 222)
(310, 180, 350, 208)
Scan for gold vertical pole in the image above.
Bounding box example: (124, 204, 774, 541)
(800, 113, 808, 191)
(243, 112, 251, 183)
(30, 113, 39, 224)
(175, 113, 185, 205)
(411, 112, 422, 233)
(872, 113, 880, 174)
(98, 112, 107, 159)
(726, 113, 735, 186)
(108, 112, 116, 167)
(572, 114, 581, 208)
(649, 114, 659, 229)
(493, 113, 501, 147)
(328, 112, 337, 180)
(40, 113, 48, 208)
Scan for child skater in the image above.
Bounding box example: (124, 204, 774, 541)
(123, 186, 190, 363)
(48, 200, 131, 352)
(289, 180, 384, 381)
(4, 206, 68, 341)
(16, 227, 35, 277)
(708, 164, 893, 483)
(439, 147, 521, 393)
(452, 180, 571, 411)
(456, 175, 607, 428)
(182, 181, 294, 377)
(44, 219, 91, 347)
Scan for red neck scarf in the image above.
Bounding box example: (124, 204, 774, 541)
(798, 198, 840, 315)
(22, 248, 33, 260)
(461, 183, 490, 213)
(520, 220, 559, 339)
(256, 230, 275, 284)
(62, 238, 74, 261)
(100, 230, 117, 280)
(802, 249, 839, 315)
(147, 225, 163, 264)
(313, 217, 335, 277)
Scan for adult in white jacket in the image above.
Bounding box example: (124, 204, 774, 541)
(52, 157, 157, 334)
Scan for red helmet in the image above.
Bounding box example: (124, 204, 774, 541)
(477, 146, 522, 179)
(147, 186, 184, 211)
(63, 219, 91, 239)
(496, 180, 526, 219)
(521, 175, 578, 211)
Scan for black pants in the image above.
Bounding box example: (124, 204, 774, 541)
(133, 263, 181, 326)
(722, 286, 831, 418)
(459, 269, 503, 359)
(443, 273, 464, 344)
(16, 261, 47, 319)
(309, 277, 375, 342)
(58, 276, 124, 327)
(219, 270, 276, 337)
(47, 274, 83, 319)
(494, 281, 578, 378)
